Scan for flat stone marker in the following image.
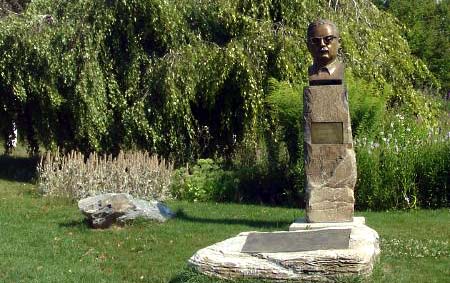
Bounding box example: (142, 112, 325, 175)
(241, 229, 351, 253)
(189, 226, 380, 282)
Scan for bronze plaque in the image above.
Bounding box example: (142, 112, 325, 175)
(241, 229, 351, 253)
(311, 122, 343, 144)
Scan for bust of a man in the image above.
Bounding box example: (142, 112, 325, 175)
(307, 19, 344, 83)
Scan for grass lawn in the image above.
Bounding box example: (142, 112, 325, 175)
(0, 152, 449, 282)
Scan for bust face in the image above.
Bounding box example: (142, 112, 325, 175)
(307, 23, 340, 68)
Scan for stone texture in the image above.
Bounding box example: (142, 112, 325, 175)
(303, 85, 357, 222)
(78, 193, 174, 228)
(290, 217, 366, 231)
(189, 226, 380, 282)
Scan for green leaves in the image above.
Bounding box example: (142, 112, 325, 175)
(0, 0, 440, 161)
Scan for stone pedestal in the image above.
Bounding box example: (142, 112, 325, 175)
(303, 85, 357, 222)
(188, 224, 380, 282)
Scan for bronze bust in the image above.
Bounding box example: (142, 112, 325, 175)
(307, 19, 343, 83)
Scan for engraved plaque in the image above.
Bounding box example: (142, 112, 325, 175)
(311, 122, 343, 144)
(241, 229, 351, 253)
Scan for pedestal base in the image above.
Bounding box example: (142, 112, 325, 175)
(188, 223, 380, 282)
(289, 216, 366, 231)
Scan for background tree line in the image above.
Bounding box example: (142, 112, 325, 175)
(0, 0, 439, 157)
(372, 0, 449, 93)
(0, 0, 448, 208)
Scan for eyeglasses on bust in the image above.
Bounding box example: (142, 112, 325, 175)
(309, 35, 338, 45)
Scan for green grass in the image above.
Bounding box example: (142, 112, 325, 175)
(0, 149, 449, 282)
(0, 179, 300, 283)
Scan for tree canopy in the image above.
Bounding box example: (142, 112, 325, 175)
(0, 0, 440, 161)
(373, 0, 449, 93)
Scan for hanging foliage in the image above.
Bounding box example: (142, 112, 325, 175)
(0, 0, 440, 161)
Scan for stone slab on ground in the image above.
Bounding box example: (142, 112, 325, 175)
(189, 225, 380, 282)
(289, 217, 366, 231)
(78, 193, 174, 228)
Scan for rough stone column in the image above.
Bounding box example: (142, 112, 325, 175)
(303, 84, 357, 222)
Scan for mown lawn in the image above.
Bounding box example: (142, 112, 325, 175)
(0, 153, 449, 283)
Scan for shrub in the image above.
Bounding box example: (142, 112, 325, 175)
(415, 133, 450, 208)
(38, 150, 173, 200)
(234, 78, 304, 206)
(355, 113, 450, 210)
(265, 78, 303, 163)
(170, 77, 449, 210)
(170, 159, 238, 202)
(228, 138, 286, 205)
(346, 71, 387, 139)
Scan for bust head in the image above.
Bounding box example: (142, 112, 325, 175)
(307, 19, 340, 69)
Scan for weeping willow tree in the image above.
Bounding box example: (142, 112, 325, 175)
(0, 0, 440, 160)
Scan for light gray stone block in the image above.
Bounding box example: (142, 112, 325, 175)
(189, 225, 380, 282)
(289, 217, 366, 231)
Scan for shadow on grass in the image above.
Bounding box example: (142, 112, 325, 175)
(169, 267, 366, 283)
(175, 209, 290, 229)
(170, 267, 315, 283)
(58, 218, 149, 230)
(169, 268, 233, 283)
(59, 219, 91, 230)
(0, 154, 39, 183)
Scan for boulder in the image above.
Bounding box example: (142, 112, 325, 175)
(78, 193, 174, 228)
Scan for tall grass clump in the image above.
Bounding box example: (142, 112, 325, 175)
(345, 73, 449, 210)
(170, 159, 239, 202)
(414, 130, 450, 208)
(355, 113, 450, 210)
(38, 150, 174, 200)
